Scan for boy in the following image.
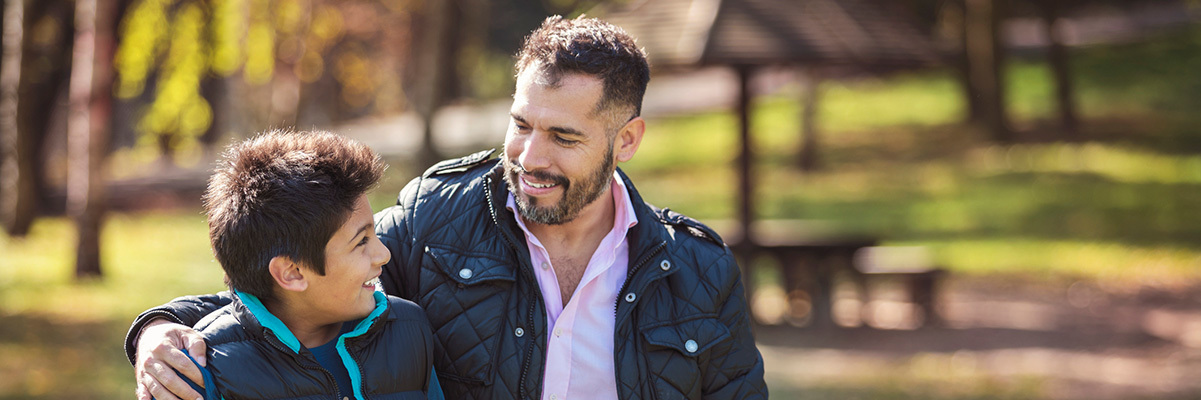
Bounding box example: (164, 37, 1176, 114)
(167, 130, 441, 399)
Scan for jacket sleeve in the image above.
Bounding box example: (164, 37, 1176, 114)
(374, 176, 423, 301)
(123, 291, 235, 366)
(703, 249, 768, 399)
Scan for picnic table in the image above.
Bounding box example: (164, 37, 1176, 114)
(707, 219, 943, 329)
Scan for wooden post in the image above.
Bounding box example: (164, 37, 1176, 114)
(735, 65, 756, 304)
(1041, 0, 1078, 139)
(736, 65, 754, 247)
(796, 67, 822, 171)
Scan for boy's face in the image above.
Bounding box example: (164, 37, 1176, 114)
(300, 195, 390, 323)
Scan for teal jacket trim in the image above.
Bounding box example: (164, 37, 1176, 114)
(234, 290, 390, 400)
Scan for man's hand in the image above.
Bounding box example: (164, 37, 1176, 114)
(134, 319, 207, 400)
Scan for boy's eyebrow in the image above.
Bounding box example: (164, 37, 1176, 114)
(511, 113, 585, 137)
(347, 223, 372, 245)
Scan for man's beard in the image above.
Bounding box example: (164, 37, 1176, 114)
(502, 144, 615, 225)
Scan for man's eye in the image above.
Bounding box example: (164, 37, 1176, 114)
(554, 136, 578, 145)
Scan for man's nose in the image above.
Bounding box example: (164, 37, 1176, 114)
(517, 133, 551, 171)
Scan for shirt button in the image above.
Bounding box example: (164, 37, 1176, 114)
(624, 293, 636, 303)
(541, 262, 550, 270)
(459, 268, 473, 279)
(554, 328, 562, 337)
(515, 327, 524, 337)
(660, 260, 671, 271)
(685, 339, 698, 353)
(550, 395, 558, 400)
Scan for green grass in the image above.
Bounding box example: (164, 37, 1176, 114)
(6, 24, 1201, 400)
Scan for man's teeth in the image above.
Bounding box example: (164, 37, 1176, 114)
(365, 277, 381, 287)
(525, 177, 555, 188)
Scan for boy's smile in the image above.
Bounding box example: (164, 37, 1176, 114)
(296, 195, 391, 327)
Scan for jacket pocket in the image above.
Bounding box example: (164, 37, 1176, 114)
(420, 245, 517, 388)
(642, 316, 731, 356)
(640, 316, 732, 399)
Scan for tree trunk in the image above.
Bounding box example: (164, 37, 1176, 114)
(67, 0, 118, 279)
(412, 0, 459, 169)
(1041, 0, 1078, 139)
(1, 0, 37, 236)
(964, 0, 1011, 142)
(943, 0, 982, 124)
(796, 67, 822, 172)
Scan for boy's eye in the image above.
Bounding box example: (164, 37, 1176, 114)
(357, 236, 369, 247)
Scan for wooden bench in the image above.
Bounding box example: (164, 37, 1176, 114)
(705, 220, 945, 329)
(850, 246, 945, 327)
(706, 219, 878, 328)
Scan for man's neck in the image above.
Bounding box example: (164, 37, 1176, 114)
(524, 185, 616, 252)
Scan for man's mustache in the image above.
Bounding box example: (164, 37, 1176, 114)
(505, 158, 569, 187)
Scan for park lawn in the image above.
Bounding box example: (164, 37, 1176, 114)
(4, 25, 1201, 400)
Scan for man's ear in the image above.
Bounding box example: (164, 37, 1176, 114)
(268, 256, 308, 293)
(614, 116, 645, 163)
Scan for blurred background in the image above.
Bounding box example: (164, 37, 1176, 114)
(3, 0, 1201, 398)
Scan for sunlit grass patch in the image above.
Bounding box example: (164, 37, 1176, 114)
(0, 211, 225, 322)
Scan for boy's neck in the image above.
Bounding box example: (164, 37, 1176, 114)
(263, 299, 342, 349)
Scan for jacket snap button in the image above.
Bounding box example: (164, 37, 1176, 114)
(685, 339, 698, 353)
(624, 293, 636, 303)
(660, 260, 671, 271)
(459, 268, 473, 279)
(515, 327, 524, 337)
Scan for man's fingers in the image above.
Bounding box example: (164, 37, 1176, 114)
(147, 358, 203, 400)
(180, 330, 207, 367)
(141, 373, 182, 400)
(162, 347, 205, 389)
(134, 383, 151, 400)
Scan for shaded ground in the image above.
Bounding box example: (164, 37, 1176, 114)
(756, 275, 1201, 399)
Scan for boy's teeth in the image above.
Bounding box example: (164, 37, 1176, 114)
(365, 277, 381, 287)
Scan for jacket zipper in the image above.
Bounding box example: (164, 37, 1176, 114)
(264, 332, 344, 400)
(484, 174, 541, 399)
(615, 242, 666, 313)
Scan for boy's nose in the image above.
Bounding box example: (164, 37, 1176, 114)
(370, 236, 391, 266)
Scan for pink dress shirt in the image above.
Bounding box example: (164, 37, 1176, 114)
(506, 172, 637, 400)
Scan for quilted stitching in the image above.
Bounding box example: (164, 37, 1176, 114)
(359, 159, 765, 399)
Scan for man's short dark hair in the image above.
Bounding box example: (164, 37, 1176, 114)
(203, 130, 385, 303)
(515, 15, 651, 128)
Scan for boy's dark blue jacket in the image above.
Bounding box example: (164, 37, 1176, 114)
(186, 290, 439, 400)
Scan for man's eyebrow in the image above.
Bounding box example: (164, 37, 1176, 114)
(511, 113, 585, 137)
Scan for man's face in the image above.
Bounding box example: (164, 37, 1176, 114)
(503, 68, 618, 225)
(300, 195, 390, 323)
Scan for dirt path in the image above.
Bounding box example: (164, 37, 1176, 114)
(755, 276, 1201, 399)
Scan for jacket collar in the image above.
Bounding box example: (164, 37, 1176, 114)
(230, 290, 392, 353)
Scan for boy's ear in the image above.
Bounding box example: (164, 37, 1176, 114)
(268, 256, 308, 292)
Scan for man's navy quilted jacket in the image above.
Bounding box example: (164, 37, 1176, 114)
(125, 150, 767, 399)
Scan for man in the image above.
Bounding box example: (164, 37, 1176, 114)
(129, 16, 766, 400)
